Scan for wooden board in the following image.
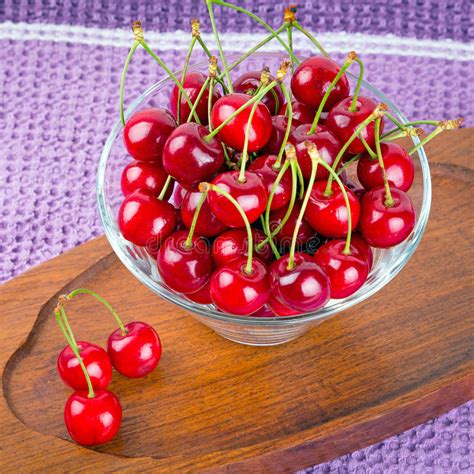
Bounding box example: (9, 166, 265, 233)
(1, 129, 473, 473)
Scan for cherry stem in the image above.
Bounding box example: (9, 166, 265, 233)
(337, 153, 362, 175)
(274, 82, 293, 169)
(287, 25, 294, 76)
(382, 127, 423, 142)
(408, 118, 462, 155)
(119, 40, 140, 126)
(66, 288, 127, 337)
(359, 132, 377, 159)
(383, 113, 439, 135)
(186, 76, 210, 123)
(260, 215, 281, 259)
(196, 36, 223, 79)
(348, 57, 364, 113)
(374, 117, 394, 207)
(292, 21, 329, 58)
(184, 190, 208, 248)
(158, 175, 173, 201)
(177, 35, 197, 125)
(208, 77, 215, 130)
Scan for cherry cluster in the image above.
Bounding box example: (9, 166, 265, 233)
(54, 289, 162, 445)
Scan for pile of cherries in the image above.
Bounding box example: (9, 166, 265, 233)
(54, 289, 162, 446)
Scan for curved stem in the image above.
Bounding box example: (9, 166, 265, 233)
(60, 305, 78, 349)
(260, 215, 280, 259)
(293, 21, 328, 57)
(208, 77, 215, 130)
(158, 175, 173, 201)
(177, 36, 197, 125)
(374, 117, 394, 207)
(295, 160, 305, 199)
(274, 82, 293, 169)
(196, 36, 223, 77)
(336, 153, 362, 175)
(120, 40, 139, 126)
(348, 57, 364, 113)
(185, 191, 208, 248)
(359, 133, 377, 159)
(408, 126, 443, 156)
(382, 115, 439, 138)
(186, 76, 210, 123)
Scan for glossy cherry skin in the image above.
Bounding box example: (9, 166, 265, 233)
(350, 232, 373, 269)
(210, 257, 270, 315)
(57, 341, 112, 391)
(289, 123, 342, 180)
(181, 190, 227, 237)
(268, 294, 301, 316)
(208, 171, 268, 227)
(279, 101, 319, 126)
(248, 154, 292, 210)
(360, 186, 416, 248)
(211, 93, 272, 152)
(118, 190, 177, 248)
(261, 115, 296, 155)
(211, 228, 273, 267)
(107, 321, 162, 378)
(306, 180, 360, 238)
(170, 71, 220, 125)
(123, 108, 176, 162)
(157, 230, 212, 294)
(314, 240, 369, 299)
(186, 281, 212, 304)
(270, 252, 330, 312)
(357, 142, 414, 192)
(64, 390, 122, 446)
(291, 57, 350, 110)
(162, 122, 224, 189)
(326, 96, 384, 155)
(233, 71, 284, 115)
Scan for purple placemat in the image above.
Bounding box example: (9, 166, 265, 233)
(0, 1, 472, 471)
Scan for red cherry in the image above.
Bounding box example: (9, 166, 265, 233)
(57, 341, 112, 391)
(289, 123, 342, 180)
(181, 189, 227, 237)
(360, 186, 416, 248)
(350, 232, 374, 269)
(233, 71, 284, 115)
(326, 96, 384, 155)
(64, 390, 122, 446)
(211, 228, 272, 267)
(305, 180, 360, 238)
(251, 304, 275, 317)
(208, 171, 267, 227)
(118, 190, 177, 248)
(211, 93, 272, 152)
(249, 154, 292, 210)
(261, 115, 296, 155)
(267, 294, 301, 316)
(162, 122, 224, 189)
(291, 57, 350, 110)
(314, 240, 369, 299)
(170, 71, 220, 125)
(107, 321, 162, 378)
(210, 257, 270, 315)
(123, 108, 176, 162)
(279, 101, 319, 126)
(357, 142, 414, 192)
(186, 281, 213, 304)
(270, 253, 330, 312)
(157, 230, 212, 294)
(169, 182, 187, 208)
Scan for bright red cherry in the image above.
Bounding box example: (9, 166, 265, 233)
(360, 186, 416, 248)
(181, 190, 227, 237)
(314, 240, 369, 299)
(162, 122, 224, 189)
(261, 115, 296, 155)
(350, 232, 373, 269)
(289, 123, 342, 180)
(326, 96, 384, 155)
(267, 294, 301, 316)
(233, 70, 284, 115)
(270, 253, 330, 312)
(306, 180, 360, 238)
(211, 228, 272, 267)
(118, 190, 177, 248)
(186, 281, 212, 305)
(249, 154, 292, 210)
(107, 321, 162, 378)
(57, 341, 112, 391)
(357, 142, 415, 192)
(210, 257, 270, 315)
(157, 230, 212, 294)
(170, 71, 220, 125)
(123, 108, 176, 162)
(291, 57, 350, 110)
(64, 390, 122, 446)
(279, 101, 319, 126)
(211, 93, 272, 152)
(208, 171, 267, 227)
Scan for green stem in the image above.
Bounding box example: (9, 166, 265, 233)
(196, 36, 223, 77)
(382, 129, 418, 142)
(359, 133, 377, 159)
(295, 160, 305, 199)
(287, 24, 294, 76)
(260, 215, 280, 259)
(337, 153, 362, 175)
(158, 175, 173, 201)
(374, 118, 394, 206)
(185, 191, 208, 248)
(382, 115, 439, 139)
(119, 40, 140, 126)
(274, 82, 293, 169)
(348, 57, 364, 113)
(177, 36, 197, 125)
(208, 77, 214, 130)
(186, 76, 210, 123)
(408, 126, 443, 156)
(60, 305, 78, 349)
(293, 21, 328, 57)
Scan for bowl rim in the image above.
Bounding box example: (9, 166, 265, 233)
(97, 52, 432, 326)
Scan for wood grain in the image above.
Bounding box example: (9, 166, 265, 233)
(0, 129, 473, 473)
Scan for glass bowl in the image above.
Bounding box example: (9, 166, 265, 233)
(97, 52, 431, 346)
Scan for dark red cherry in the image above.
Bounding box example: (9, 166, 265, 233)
(270, 253, 330, 312)
(170, 71, 220, 125)
(208, 171, 267, 227)
(249, 154, 292, 210)
(107, 321, 162, 378)
(279, 100, 319, 126)
(291, 57, 350, 110)
(314, 240, 369, 299)
(233, 70, 284, 115)
(350, 232, 373, 269)
(123, 108, 176, 162)
(211, 93, 272, 152)
(289, 123, 342, 180)
(357, 142, 414, 192)
(345, 176, 367, 200)
(57, 341, 112, 391)
(211, 228, 272, 267)
(306, 180, 360, 238)
(251, 304, 276, 317)
(186, 281, 212, 304)
(181, 189, 227, 237)
(157, 230, 212, 294)
(162, 122, 224, 189)
(261, 115, 296, 155)
(360, 186, 416, 248)
(326, 96, 384, 155)
(118, 190, 177, 248)
(267, 294, 301, 316)
(210, 257, 270, 315)
(64, 389, 122, 446)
